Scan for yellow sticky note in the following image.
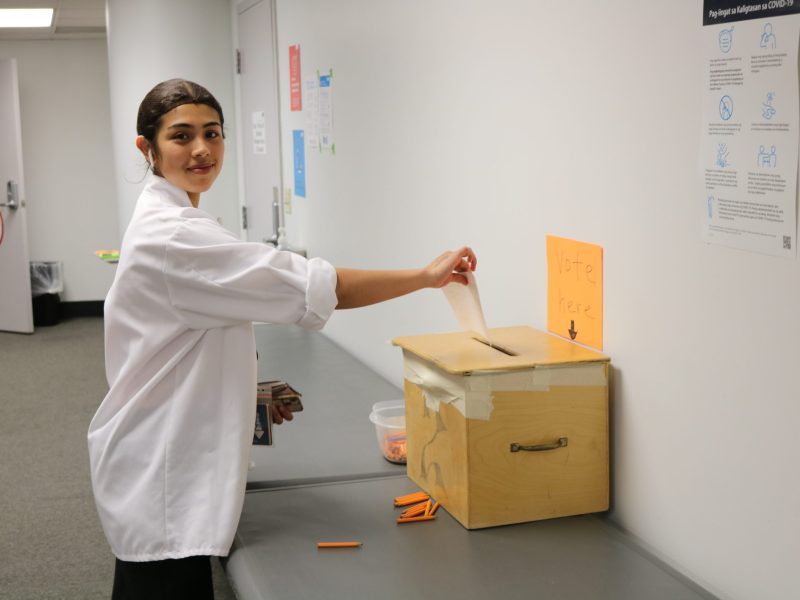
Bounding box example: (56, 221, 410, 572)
(546, 236, 603, 350)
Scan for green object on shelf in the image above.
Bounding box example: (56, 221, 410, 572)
(95, 249, 120, 263)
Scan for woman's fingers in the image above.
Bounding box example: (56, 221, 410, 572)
(449, 247, 476, 280)
(426, 246, 477, 288)
(452, 246, 477, 272)
(270, 403, 294, 425)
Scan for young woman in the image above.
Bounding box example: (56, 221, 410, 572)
(87, 79, 477, 599)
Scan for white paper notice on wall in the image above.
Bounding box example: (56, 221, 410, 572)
(442, 271, 490, 341)
(252, 111, 266, 155)
(701, 6, 800, 257)
(304, 75, 320, 150)
(318, 72, 334, 151)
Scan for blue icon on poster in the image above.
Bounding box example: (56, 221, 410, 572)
(719, 95, 733, 121)
(760, 23, 777, 49)
(762, 92, 776, 119)
(716, 143, 730, 168)
(719, 27, 734, 53)
(757, 145, 777, 168)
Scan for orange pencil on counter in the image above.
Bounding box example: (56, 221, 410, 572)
(393, 490, 439, 524)
(394, 491, 428, 503)
(393, 492, 430, 507)
(400, 501, 428, 519)
(397, 515, 437, 524)
(317, 541, 362, 549)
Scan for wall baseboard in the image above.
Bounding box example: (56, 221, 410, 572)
(62, 300, 104, 319)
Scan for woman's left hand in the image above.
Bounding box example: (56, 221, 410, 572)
(424, 246, 477, 288)
(271, 402, 294, 425)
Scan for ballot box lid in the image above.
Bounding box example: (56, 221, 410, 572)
(392, 326, 609, 375)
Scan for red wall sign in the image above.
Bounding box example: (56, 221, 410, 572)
(289, 44, 302, 112)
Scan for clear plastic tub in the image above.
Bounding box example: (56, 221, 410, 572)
(368, 400, 407, 464)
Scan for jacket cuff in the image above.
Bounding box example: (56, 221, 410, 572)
(297, 257, 338, 330)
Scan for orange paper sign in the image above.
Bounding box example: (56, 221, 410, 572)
(546, 235, 603, 350)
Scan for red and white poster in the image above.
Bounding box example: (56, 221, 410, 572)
(289, 44, 302, 112)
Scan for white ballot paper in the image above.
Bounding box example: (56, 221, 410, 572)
(442, 271, 490, 341)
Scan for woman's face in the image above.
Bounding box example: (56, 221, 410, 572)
(149, 103, 224, 202)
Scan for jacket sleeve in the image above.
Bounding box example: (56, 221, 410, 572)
(163, 214, 338, 330)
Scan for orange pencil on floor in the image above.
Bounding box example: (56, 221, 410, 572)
(317, 541, 362, 549)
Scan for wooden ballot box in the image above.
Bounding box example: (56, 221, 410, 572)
(392, 326, 610, 529)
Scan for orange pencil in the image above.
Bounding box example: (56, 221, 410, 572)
(394, 491, 428, 501)
(429, 501, 440, 515)
(394, 495, 430, 507)
(400, 502, 428, 518)
(400, 503, 425, 517)
(394, 491, 429, 503)
(317, 541, 362, 549)
(423, 499, 432, 516)
(397, 515, 437, 524)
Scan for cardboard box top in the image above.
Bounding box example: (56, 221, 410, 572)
(392, 326, 609, 375)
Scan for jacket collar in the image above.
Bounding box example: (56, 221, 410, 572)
(144, 174, 193, 208)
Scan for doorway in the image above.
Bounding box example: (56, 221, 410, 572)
(235, 0, 284, 245)
(0, 58, 33, 333)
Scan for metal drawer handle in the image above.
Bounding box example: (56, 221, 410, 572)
(510, 437, 568, 453)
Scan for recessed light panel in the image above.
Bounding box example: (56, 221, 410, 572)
(0, 9, 54, 28)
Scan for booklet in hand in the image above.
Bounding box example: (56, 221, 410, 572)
(253, 380, 303, 446)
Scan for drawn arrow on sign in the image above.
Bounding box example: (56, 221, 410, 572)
(568, 320, 578, 340)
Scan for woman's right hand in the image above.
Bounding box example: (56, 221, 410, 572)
(424, 246, 477, 288)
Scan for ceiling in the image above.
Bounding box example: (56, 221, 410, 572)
(0, 0, 106, 40)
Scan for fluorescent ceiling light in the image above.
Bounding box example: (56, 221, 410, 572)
(0, 9, 54, 28)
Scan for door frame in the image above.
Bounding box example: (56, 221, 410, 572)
(0, 58, 33, 334)
(230, 0, 286, 243)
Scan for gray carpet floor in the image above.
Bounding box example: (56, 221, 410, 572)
(0, 317, 236, 599)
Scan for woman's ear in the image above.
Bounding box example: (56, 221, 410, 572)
(135, 136, 154, 167)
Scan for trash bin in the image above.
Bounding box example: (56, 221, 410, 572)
(30, 261, 63, 326)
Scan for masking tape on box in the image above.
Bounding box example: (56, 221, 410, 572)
(402, 351, 607, 421)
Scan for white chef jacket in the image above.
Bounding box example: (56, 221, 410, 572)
(88, 174, 338, 561)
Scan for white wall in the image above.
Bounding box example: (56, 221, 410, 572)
(0, 39, 118, 302)
(275, 2, 800, 599)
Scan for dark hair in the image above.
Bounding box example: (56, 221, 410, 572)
(136, 79, 225, 153)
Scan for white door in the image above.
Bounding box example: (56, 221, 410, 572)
(236, 0, 283, 244)
(0, 59, 33, 334)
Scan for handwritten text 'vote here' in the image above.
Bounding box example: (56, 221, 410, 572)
(546, 236, 603, 350)
(557, 251, 596, 318)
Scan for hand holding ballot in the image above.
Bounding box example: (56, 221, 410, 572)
(424, 246, 478, 288)
(334, 246, 477, 309)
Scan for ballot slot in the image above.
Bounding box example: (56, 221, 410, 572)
(471, 336, 518, 357)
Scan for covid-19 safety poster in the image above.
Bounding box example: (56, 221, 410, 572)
(702, 1, 800, 257)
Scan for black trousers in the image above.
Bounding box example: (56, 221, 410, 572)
(111, 555, 214, 600)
